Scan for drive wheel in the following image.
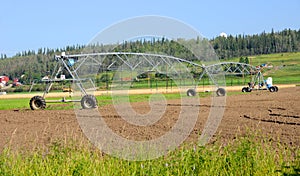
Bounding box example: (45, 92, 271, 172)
(216, 88, 226, 96)
(186, 89, 196, 97)
(242, 87, 248, 92)
(81, 95, 98, 109)
(30, 96, 46, 110)
(269, 86, 276, 92)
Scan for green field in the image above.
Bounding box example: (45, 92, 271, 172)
(1, 132, 299, 175)
(0, 92, 214, 110)
(226, 52, 300, 84)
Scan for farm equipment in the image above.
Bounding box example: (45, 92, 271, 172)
(31, 51, 279, 110)
(29, 52, 231, 110)
(241, 66, 278, 93)
(29, 52, 98, 110)
(30, 51, 279, 110)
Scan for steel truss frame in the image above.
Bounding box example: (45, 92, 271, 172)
(58, 52, 256, 86)
(30, 52, 258, 109)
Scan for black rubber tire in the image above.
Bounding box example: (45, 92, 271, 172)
(242, 87, 248, 92)
(81, 95, 98, 109)
(216, 88, 226, 96)
(29, 96, 46, 110)
(269, 86, 276, 92)
(187, 89, 196, 97)
(274, 86, 279, 92)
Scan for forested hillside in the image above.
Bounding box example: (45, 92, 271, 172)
(212, 28, 300, 59)
(0, 28, 299, 84)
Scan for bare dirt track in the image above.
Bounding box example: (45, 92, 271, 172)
(0, 87, 299, 151)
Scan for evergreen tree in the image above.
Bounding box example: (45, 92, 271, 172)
(245, 57, 249, 64)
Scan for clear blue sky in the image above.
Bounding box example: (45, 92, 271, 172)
(1, 0, 299, 56)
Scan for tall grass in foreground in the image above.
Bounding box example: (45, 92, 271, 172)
(0, 134, 299, 176)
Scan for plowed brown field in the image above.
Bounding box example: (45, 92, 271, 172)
(1, 87, 299, 151)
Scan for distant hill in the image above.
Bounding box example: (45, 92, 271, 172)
(211, 28, 300, 59)
(0, 28, 299, 84)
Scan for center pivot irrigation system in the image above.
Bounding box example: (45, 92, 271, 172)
(29, 52, 261, 110)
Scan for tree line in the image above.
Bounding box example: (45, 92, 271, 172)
(211, 28, 300, 59)
(0, 28, 299, 84)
